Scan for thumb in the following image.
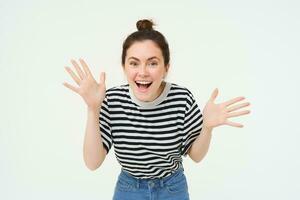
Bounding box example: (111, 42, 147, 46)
(209, 88, 218, 102)
(99, 72, 106, 84)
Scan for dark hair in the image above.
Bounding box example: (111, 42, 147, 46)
(121, 19, 170, 67)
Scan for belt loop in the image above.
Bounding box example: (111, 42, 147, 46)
(136, 179, 140, 189)
(160, 179, 164, 187)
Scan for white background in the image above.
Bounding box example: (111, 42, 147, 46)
(1, 0, 299, 199)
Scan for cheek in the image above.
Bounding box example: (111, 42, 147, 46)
(125, 70, 137, 80)
(151, 69, 166, 80)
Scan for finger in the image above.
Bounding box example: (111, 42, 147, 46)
(99, 72, 106, 84)
(64, 66, 81, 85)
(227, 102, 251, 112)
(224, 120, 244, 128)
(227, 110, 250, 118)
(62, 82, 79, 94)
(209, 88, 218, 102)
(71, 59, 85, 79)
(79, 58, 92, 77)
(223, 96, 245, 107)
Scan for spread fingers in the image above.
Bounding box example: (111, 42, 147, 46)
(64, 66, 81, 85)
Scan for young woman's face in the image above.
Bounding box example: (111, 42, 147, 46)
(123, 40, 169, 102)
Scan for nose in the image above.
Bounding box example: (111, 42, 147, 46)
(138, 65, 148, 76)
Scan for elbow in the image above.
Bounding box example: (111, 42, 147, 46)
(187, 150, 202, 163)
(86, 164, 100, 171)
(189, 153, 205, 163)
(193, 157, 203, 163)
(83, 149, 106, 171)
(189, 148, 209, 163)
(83, 156, 104, 171)
(84, 161, 102, 171)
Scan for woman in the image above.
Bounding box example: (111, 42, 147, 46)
(63, 19, 251, 200)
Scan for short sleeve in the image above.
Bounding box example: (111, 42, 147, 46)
(181, 91, 203, 157)
(99, 95, 113, 155)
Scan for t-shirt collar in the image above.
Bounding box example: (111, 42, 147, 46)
(129, 81, 171, 108)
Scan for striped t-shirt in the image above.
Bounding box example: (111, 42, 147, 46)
(99, 81, 203, 179)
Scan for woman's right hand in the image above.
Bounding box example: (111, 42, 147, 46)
(63, 58, 106, 110)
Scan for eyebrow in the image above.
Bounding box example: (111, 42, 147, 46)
(128, 56, 160, 61)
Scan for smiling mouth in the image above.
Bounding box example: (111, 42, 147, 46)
(135, 81, 152, 89)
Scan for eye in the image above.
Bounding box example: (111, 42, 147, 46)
(148, 62, 158, 67)
(129, 62, 138, 67)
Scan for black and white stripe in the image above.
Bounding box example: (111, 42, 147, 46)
(99, 82, 203, 179)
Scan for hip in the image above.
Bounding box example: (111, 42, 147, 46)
(112, 167, 190, 200)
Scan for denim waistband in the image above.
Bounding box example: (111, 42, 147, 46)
(117, 167, 185, 189)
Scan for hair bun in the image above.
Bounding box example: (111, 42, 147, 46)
(136, 19, 155, 31)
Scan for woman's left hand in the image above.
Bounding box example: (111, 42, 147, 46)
(202, 88, 251, 129)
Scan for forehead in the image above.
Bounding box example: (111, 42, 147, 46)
(126, 40, 163, 60)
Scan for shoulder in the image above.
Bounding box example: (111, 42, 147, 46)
(105, 84, 129, 96)
(168, 82, 197, 109)
(169, 82, 195, 99)
(103, 84, 132, 106)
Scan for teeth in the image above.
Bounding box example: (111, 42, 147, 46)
(136, 81, 151, 84)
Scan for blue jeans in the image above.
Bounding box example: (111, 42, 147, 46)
(112, 167, 190, 200)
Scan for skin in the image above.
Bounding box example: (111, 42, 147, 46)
(187, 89, 251, 162)
(122, 39, 169, 102)
(63, 58, 107, 170)
(63, 40, 251, 167)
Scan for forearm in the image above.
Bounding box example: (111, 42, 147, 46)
(83, 107, 106, 170)
(188, 126, 213, 163)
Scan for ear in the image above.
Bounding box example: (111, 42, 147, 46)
(163, 64, 170, 79)
(165, 64, 170, 73)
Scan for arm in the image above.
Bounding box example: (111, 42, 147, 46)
(188, 126, 213, 163)
(83, 107, 107, 171)
(188, 88, 251, 163)
(63, 58, 107, 171)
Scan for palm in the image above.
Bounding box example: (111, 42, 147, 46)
(63, 58, 106, 110)
(203, 88, 251, 128)
(79, 76, 105, 108)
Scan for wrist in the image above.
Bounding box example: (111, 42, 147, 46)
(87, 106, 101, 113)
(202, 124, 213, 132)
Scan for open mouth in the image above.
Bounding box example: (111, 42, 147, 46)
(135, 81, 152, 90)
